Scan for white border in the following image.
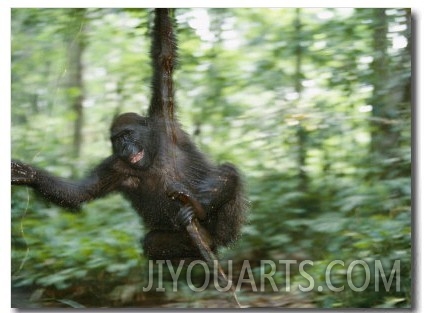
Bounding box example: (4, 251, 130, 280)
(2, 1, 423, 312)
(2, 0, 422, 8)
(0, 4, 11, 312)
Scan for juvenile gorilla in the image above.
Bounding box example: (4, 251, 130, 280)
(11, 8, 246, 261)
(12, 113, 246, 260)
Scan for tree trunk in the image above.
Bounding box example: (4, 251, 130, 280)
(66, 9, 87, 164)
(369, 8, 410, 179)
(370, 9, 396, 160)
(294, 8, 308, 192)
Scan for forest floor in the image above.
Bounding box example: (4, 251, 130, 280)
(12, 286, 316, 309)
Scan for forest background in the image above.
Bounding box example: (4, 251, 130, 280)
(10, 8, 411, 309)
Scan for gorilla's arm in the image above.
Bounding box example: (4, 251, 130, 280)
(11, 157, 122, 211)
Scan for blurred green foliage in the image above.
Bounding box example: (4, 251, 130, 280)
(11, 8, 411, 308)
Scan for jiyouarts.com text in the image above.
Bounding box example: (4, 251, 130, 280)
(141, 259, 401, 293)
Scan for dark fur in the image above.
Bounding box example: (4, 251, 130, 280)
(11, 9, 247, 260)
